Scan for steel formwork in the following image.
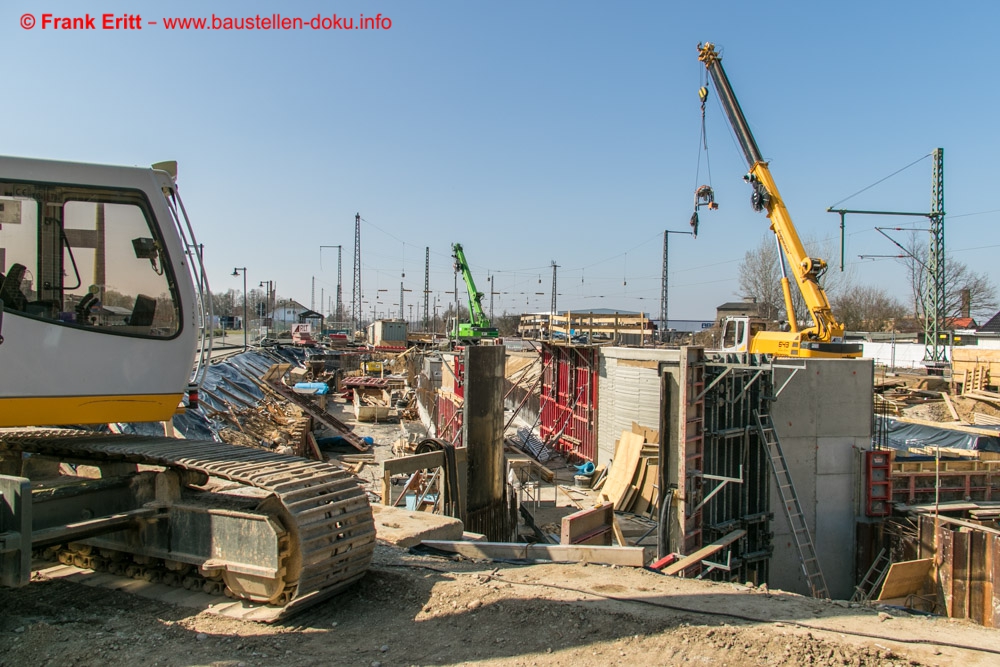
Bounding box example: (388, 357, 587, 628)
(693, 363, 773, 585)
(539, 343, 598, 461)
(436, 393, 463, 447)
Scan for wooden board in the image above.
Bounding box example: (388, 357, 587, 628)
(877, 558, 933, 600)
(631, 421, 659, 445)
(632, 461, 659, 517)
(628, 461, 650, 514)
(602, 430, 646, 507)
(663, 530, 746, 576)
(421, 540, 646, 567)
(941, 392, 964, 422)
(560, 503, 613, 545)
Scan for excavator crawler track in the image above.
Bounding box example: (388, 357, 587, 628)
(1, 429, 376, 620)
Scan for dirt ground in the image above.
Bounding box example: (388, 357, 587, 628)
(4, 543, 1000, 667)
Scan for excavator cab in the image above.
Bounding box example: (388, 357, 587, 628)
(0, 157, 208, 426)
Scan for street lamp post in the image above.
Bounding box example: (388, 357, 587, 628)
(259, 280, 274, 341)
(232, 267, 247, 350)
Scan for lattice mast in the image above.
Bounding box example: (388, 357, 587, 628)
(660, 230, 668, 342)
(924, 148, 946, 363)
(424, 246, 430, 330)
(352, 213, 361, 331)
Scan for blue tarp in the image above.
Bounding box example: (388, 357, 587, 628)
(876, 414, 1000, 453)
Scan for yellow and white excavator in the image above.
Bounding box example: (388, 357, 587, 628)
(698, 43, 862, 359)
(0, 156, 374, 618)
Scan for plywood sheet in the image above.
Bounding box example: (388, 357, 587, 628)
(602, 430, 645, 507)
(877, 558, 933, 600)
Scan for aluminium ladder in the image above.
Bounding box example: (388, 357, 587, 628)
(851, 547, 891, 603)
(754, 410, 830, 599)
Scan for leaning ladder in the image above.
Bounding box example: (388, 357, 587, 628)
(754, 410, 830, 599)
(851, 547, 891, 603)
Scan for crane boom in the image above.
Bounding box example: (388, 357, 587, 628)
(698, 42, 860, 358)
(450, 243, 499, 342)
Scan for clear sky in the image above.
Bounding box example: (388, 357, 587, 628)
(4, 1, 999, 323)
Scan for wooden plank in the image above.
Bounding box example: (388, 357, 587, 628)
(422, 540, 646, 567)
(663, 530, 746, 576)
(611, 513, 627, 547)
(631, 421, 659, 444)
(876, 558, 933, 600)
(504, 443, 556, 482)
(306, 432, 324, 461)
(556, 485, 584, 510)
(942, 392, 963, 422)
(631, 461, 651, 516)
(627, 461, 649, 513)
(633, 461, 659, 517)
(931, 514, 1000, 537)
(615, 484, 638, 512)
(560, 503, 613, 545)
(507, 457, 555, 483)
(602, 430, 645, 507)
(383, 450, 445, 476)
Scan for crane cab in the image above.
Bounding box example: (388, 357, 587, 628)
(0, 156, 206, 427)
(720, 316, 766, 353)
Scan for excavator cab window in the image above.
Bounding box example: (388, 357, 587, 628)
(0, 182, 180, 338)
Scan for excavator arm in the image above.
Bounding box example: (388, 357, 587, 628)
(452, 243, 489, 328)
(698, 42, 860, 358)
(450, 243, 498, 342)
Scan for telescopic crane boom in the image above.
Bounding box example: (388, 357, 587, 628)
(698, 42, 861, 358)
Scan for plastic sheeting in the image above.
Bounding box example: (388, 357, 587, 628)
(876, 415, 1000, 453)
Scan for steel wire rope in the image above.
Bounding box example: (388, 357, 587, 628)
(381, 562, 1000, 657)
(827, 153, 932, 209)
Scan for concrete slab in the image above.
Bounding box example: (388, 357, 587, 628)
(372, 503, 464, 548)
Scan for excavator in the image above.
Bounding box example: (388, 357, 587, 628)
(448, 243, 499, 343)
(0, 156, 374, 619)
(698, 43, 862, 359)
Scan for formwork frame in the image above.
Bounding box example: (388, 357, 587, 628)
(681, 359, 773, 585)
(539, 343, 599, 461)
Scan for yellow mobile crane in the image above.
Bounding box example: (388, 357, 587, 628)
(698, 43, 861, 359)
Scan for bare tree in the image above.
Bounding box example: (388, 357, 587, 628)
(212, 288, 237, 321)
(897, 232, 999, 322)
(493, 311, 522, 337)
(737, 235, 783, 322)
(831, 284, 907, 332)
(737, 233, 853, 325)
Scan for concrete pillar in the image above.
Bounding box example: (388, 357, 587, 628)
(462, 344, 510, 540)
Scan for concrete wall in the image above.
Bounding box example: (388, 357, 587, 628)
(769, 358, 873, 600)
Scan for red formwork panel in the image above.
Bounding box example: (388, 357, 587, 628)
(437, 392, 464, 447)
(539, 343, 598, 461)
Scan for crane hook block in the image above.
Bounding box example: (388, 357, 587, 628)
(698, 86, 709, 102)
(694, 185, 718, 211)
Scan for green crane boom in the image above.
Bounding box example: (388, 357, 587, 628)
(450, 243, 499, 342)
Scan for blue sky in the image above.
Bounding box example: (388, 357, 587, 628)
(4, 1, 999, 322)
